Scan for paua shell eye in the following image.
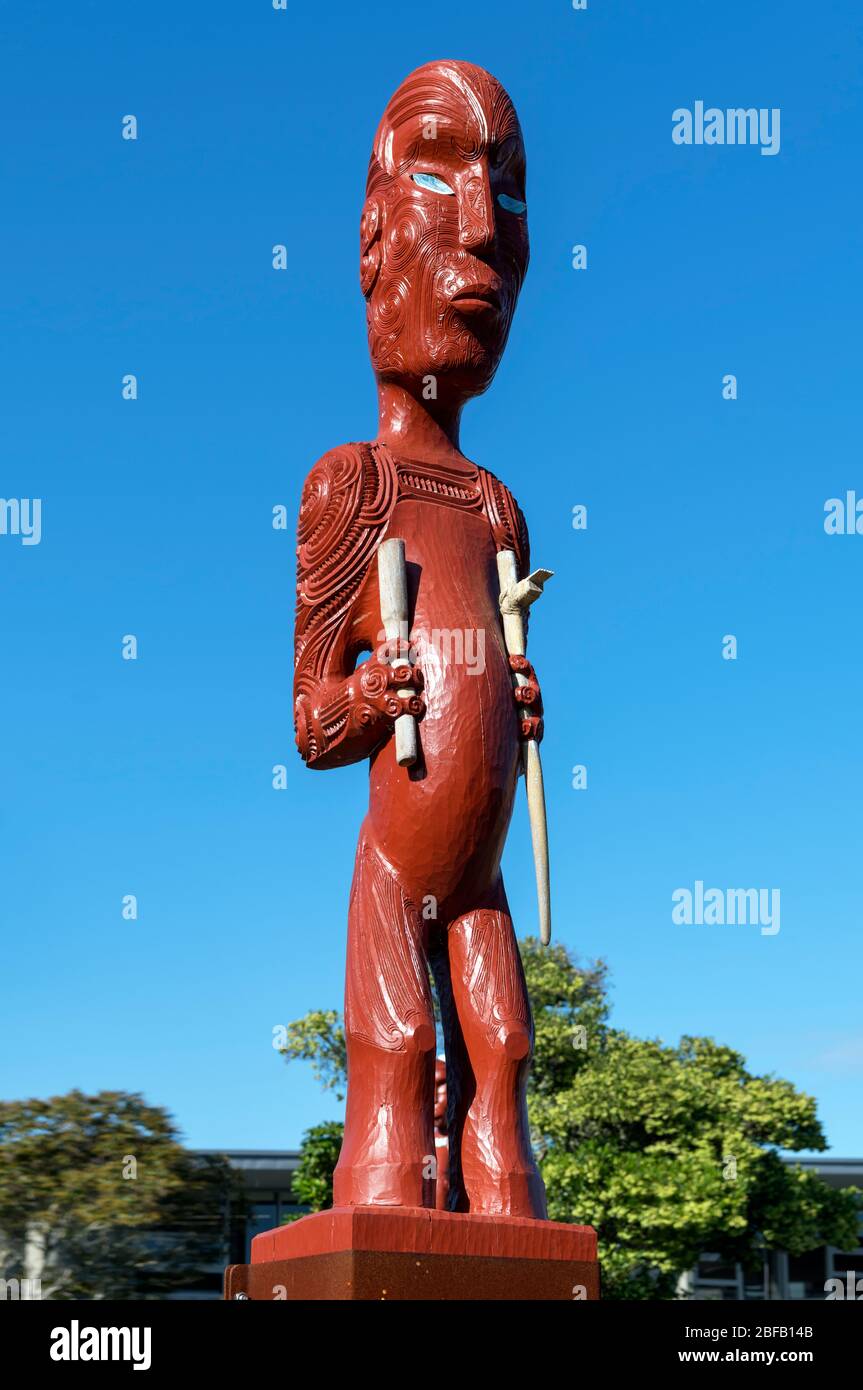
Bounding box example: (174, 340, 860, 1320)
(411, 172, 455, 195)
(497, 193, 527, 215)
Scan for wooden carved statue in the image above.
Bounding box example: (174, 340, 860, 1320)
(294, 59, 552, 1219)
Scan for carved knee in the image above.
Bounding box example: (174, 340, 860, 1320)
(404, 1016, 436, 1054)
(494, 1020, 531, 1061)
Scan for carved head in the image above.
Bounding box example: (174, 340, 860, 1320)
(361, 60, 529, 404)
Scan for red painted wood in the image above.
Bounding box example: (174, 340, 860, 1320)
(291, 60, 575, 1229)
(252, 1207, 597, 1264)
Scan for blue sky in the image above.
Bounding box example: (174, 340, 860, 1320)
(1, 0, 861, 1157)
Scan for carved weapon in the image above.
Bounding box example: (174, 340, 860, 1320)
(497, 550, 554, 945)
(377, 537, 418, 767)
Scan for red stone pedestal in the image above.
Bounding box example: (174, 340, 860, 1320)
(224, 1206, 599, 1301)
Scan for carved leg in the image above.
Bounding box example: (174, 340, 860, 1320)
(333, 824, 437, 1208)
(443, 890, 547, 1219)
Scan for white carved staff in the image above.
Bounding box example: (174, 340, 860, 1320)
(377, 537, 418, 767)
(497, 550, 554, 946)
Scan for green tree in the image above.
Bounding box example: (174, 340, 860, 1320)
(289, 1121, 345, 1215)
(282, 941, 859, 1298)
(0, 1090, 240, 1299)
(277, 1011, 347, 1101)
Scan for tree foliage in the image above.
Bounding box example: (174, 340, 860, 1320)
(277, 1011, 347, 1101)
(0, 1090, 240, 1299)
(289, 1121, 344, 1215)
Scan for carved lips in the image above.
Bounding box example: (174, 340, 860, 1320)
(449, 282, 503, 319)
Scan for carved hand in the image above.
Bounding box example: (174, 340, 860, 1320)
(508, 654, 543, 743)
(353, 643, 425, 732)
(295, 647, 424, 770)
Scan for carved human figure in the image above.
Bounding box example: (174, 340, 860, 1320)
(433, 1057, 450, 1211)
(294, 59, 546, 1218)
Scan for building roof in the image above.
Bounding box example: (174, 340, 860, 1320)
(193, 1150, 863, 1191)
(194, 1149, 301, 1191)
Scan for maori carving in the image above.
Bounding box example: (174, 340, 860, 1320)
(293, 60, 548, 1217)
(509, 655, 544, 742)
(295, 445, 528, 767)
(345, 836, 434, 1055)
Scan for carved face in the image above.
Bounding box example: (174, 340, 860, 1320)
(361, 60, 529, 401)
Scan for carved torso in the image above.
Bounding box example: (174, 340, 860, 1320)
(294, 443, 528, 697)
(294, 442, 530, 912)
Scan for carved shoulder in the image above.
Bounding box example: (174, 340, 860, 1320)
(294, 442, 397, 700)
(477, 467, 531, 578)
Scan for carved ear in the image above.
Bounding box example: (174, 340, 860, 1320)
(360, 196, 383, 297)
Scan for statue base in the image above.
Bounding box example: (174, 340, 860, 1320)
(224, 1205, 599, 1301)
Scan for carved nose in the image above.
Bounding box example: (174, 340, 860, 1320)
(459, 175, 495, 250)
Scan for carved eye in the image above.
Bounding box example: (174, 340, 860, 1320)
(497, 193, 527, 215)
(411, 172, 455, 195)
